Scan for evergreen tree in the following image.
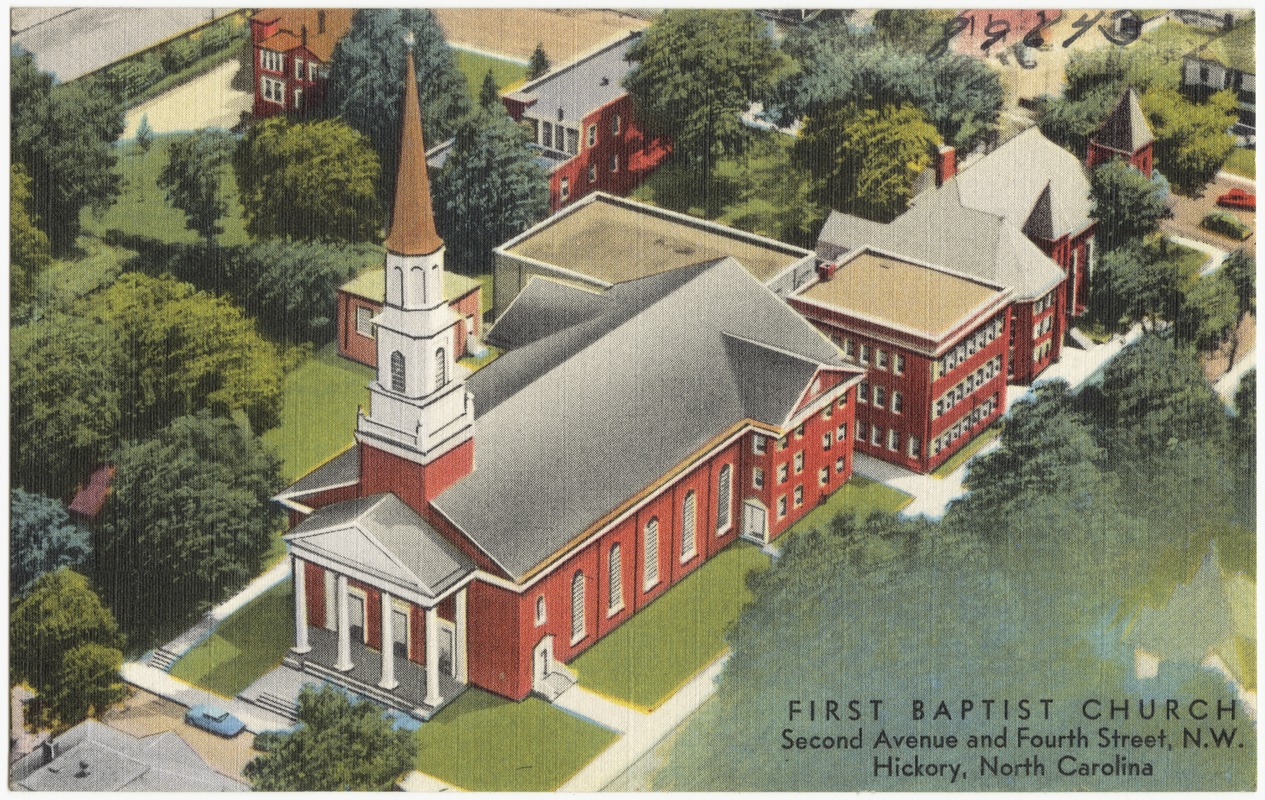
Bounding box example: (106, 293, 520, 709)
(478, 68, 500, 109)
(136, 113, 154, 153)
(11, 489, 91, 597)
(10, 163, 51, 310)
(527, 42, 550, 79)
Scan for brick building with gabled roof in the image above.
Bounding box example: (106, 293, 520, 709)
(250, 8, 353, 117)
(274, 45, 865, 716)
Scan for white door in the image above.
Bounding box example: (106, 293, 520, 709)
(533, 635, 554, 687)
(742, 501, 768, 544)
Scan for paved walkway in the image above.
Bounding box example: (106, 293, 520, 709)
(120, 662, 293, 734)
(1217, 170, 1256, 186)
(1215, 347, 1256, 404)
(552, 685, 641, 733)
(1165, 235, 1228, 276)
(558, 653, 729, 791)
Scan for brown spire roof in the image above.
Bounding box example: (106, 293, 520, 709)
(384, 47, 444, 256)
(1091, 87, 1155, 154)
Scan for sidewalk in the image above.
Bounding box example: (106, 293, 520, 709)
(120, 662, 292, 734)
(1165, 235, 1228, 276)
(1215, 347, 1255, 404)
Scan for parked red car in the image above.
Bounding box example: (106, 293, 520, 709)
(1217, 188, 1256, 210)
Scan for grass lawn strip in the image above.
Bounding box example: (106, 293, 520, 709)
(1224, 147, 1256, 180)
(262, 343, 373, 482)
(169, 579, 294, 698)
(415, 688, 617, 791)
(454, 50, 525, 99)
(932, 423, 1004, 478)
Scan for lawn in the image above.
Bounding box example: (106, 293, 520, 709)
(569, 543, 770, 711)
(262, 343, 374, 482)
(81, 133, 250, 246)
(454, 49, 526, 100)
(415, 688, 617, 791)
(932, 423, 1004, 478)
(1224, 147, 1256, 179)
(1152, 237, 1211, 280)
(169, 579, 294, 698)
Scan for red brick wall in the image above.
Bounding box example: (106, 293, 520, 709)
(466, 580, 526, 698)
(304, 561, 326, 629)
(336, 291, 481, 368)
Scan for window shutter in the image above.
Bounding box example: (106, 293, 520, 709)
(571, 572, 585, 641)
(644, 519, 659, 587)
(682, 492, 696, 559)
(608, 546, 622, 610)
(716, 465, 732, 532)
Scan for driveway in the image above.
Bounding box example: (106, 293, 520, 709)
(102, 687, 256, 782)
(122, 57, 253, 139)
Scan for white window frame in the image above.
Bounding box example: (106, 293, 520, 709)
(818, 466, 829, 486)
(888, 429, 899, 451)
(612, 114, 621, 135)
(892, 391, 903, 414)
(587, 124, 597, 147)
(643, 518, 660, 590)
(355, 306, 374, 337)
(588, 163, 597, 183)
(793, 451, 804, 474)
(752, 435, 766, 455)
(777, 463, 789, 484)
(535, 595, 546, 626)
(680, 491, 698, 562)
(559, 175, 570, 200)
(715, 464, 733, 535)
(260, 48, 283, 73)
(777, 495, 788, 518)
(793, 485, 804, 508)
(261, 76, 286, 105)
(570, 571, 586, 645)
(752, 467, 765, 489)
(294, 56, 304, 79)
(836, 455, 846, 473)
(607, 545, 624, 615)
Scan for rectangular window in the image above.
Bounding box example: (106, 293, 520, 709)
(888, 429, 899, 451)
(892, 391, 903, 414)
(644, 520, 660, 590)
(794, 452, 804, 474)
(876, 349, 888, 370)
(776, 436, 787, 451)
(818, 466, 829, 486)
(795, 424, 805, 439)
(293, 87, 303, 108)
(355, 306, 374, 337)
(261, 76, 285, 104)
(858, 381, 869, 404)
(610, 153, 619, 173)
(587, 124, 597, 147)
(871, 426, 882, 446)
(308, 62, 318, 81)
(894, 353, 905, 375)
(588, 164, 597, 183)
(794, 485, 804, 507)
(822, 432, 832, 450)
(295, 57, 304, 79)
(857, 420, 868, 440)
(835, 456, 845, 473)
(565, 128, 579, 155)
(612, 114, 621, 135)
(860, 344, 871, 365)
(777, 495, 787, 518)
(777, 463, 788, 484)
(559, 175, 569, 200)
(844, 340, 856, 358)
(874, 386, 886, 409)
(752, 467, 764, 489)
(260, 49, 283, 72)
(823, 404, 833, 421)
(837, 422, 847, 442)
(535, 595, 546, 625)
(542, 123, 553, 149)
(752, 435, 767, 455)
(838, 395, 848, 409)
(908, 436, 921, 458)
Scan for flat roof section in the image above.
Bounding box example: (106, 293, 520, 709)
(797, 251, 1005, 339)
(505, 196, 808, 285)
(341, 269, 482, 304)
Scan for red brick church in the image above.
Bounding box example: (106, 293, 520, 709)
(275, 47, 864, 716)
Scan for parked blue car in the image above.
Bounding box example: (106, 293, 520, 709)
(184, 704, 245, 737)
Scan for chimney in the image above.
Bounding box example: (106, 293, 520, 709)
(816, 262, 839, 282)
(935, 145, 957, 186)
(76, 760, 91, 778)
(317, 9, 326, 35)
(301, 24, 307, 48)
(41, 740, 56, 764)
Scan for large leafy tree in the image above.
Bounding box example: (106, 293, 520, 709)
(11, 569, 126, 727)
(11, 163, 52, 310)
(324, 9, 471, 203)
(1142, 85, 1237, 194)
(11, 315, 123, 499)
(93, 413, 283, 641)
(158, 129, 236, 245)
(1220, 248, 1256, 319)
(434, 109, 549, 275)
(1176, 270, 1238, 352)
(1090, 242, 1184, 329)
(624, 10, 792, 215)
(793, 102, 939, 222)
(11, 489, 91, 597)
(89, 272, 284, 434)
(1089, 159, 1168, 252)
(244, 685, 418, 790)
(235, 117, 382, 242)
(11, 54, 125, 252)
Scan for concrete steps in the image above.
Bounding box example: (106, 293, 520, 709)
(250, 692, 299, 722)
(147, 648, 180, 672)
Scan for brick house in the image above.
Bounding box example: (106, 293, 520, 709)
(250, 8, 353, 118)
(501, 32, 671, 212)
(274, 47, 864, 716)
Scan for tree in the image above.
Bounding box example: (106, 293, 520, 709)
(1091, 242, 1183, 329)
(236, 117, 382, 242)
(11, 54, 125, 251)
(1141, 85, 1237, 194)
(324, 9, 471, 202)
(136, 113, 155, 154)
(1176, 270, 1238, 352)
(11, 569, 126, 726)
(11, 163, 52, 309)
(527, 42, 550, 80)
(434, 109, 549, 275)
(625, 10, 792, 215)
(158, 129, 236, 245)
(793, 102, 939, 222)
(94, 413, 283, 641)
(11, 489, 91, 597)
(1089, 159, 1168, 252)
(872, 8, 956, 51)
(11, 315, 123, 499)
(478, 68, 500, 109)
(90, 272, 284, 434)
(244, 685, 418, 790)
(1220, 248, 1255, 318)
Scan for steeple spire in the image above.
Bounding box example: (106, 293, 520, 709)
(384, 40, 444, 256)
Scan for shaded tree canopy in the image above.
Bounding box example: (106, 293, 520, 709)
(93, 413, 283, 642)
(244, 685, 418, 790)
(11, 489, 91, 597)
(158, 129, 237, 245)
(1089, 159, 1168, 252)
(11, 162, 52, 310)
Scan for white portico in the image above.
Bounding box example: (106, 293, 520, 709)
(283, 493, 476, 718)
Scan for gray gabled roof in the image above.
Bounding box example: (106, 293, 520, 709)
(11, 721, 245, 792)
(505, 33, 639, 124)
(433, 258, 861, 581)
(1090, 87, 1155, 154)
(947, 126, 1093, 240)
(286, 494, 475, 599)
(485, 278, 610, 351)
(278, 445, 359, 503)
(815, 212, 890, 263)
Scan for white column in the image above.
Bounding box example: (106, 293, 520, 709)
(455, 588, 468, 683)
(334, 574, 353, 672)
(425, 605, 441, 706)
(379, 591, 398, 690)
(292, 557, 311, 654)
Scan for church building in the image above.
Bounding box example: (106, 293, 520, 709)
(275, 46, 865, 717)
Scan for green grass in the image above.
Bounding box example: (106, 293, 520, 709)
(1136, 21, 1218, 87)
(458, 344, 502, 372)
(1223, 148, 1256, 179)
(415, 688, 617, 791)
(454, 50, 526, 100)
(932, 423, 1004, 478)
(262, 343, 374, 482)
(81, 133, 250, 247)
(1149, 237, 1211, 280)
(569, 543, 770, 711)
(169, 579, 294, 698)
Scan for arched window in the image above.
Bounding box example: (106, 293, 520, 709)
(535, 595, 546, 625)
(390, 351, 406, 392)
(570, 571, 586, 643)
(681, 491, 697, 561)
(608, 545, 623, 612)
(393, 267, 405, 306)
(434, 347, 447, 388)
(412, 265, 426, 305)
(716, 464, 732, 533)
(643, 517, 660, 589)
